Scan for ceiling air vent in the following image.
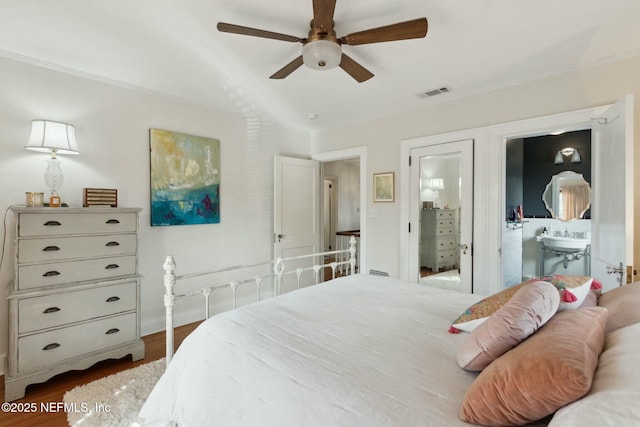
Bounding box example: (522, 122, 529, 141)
(417, 87, 451, 99)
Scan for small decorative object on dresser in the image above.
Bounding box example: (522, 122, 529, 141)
(420, 208, 457, 272)
(4, 206, 145, 402)
(83, 187, 118, 207)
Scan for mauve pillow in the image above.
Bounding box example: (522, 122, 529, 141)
(460, 307, 608, 426)
(457, 281, 560, 371)
(598, 281, 640, 333)
(548, 321, 640, 426)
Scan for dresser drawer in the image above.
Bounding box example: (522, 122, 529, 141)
(17, 256, 136, 290)
(431, 227, 454, 237)
(18, 234, 137, 264)
(435, 249, 456, 266)
(18, 281, 137, 333)
(434, 219, 455, 229)
(18, 313, 137, 373)
(435, 237, 456, 251)
(434, 210, 455, 220)
(18, 212, 137, 237)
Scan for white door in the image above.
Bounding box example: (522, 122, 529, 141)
(591, 95, 634, 290)
(409, 139, 474, 293)
(274, 156, 320, 290)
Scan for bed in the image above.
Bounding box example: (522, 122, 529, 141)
(139, 241, 640, 427)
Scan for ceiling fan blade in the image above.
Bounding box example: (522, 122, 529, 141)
(270, 56, 304, 79)
(339, 54, 374, 83)
(340, 17, 428, 45)
(217, 22, 303, 43)
(312, 0, 337, 32)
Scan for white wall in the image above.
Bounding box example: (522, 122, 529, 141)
(0, 57, 310, 369)
(311, 56, 640, 282)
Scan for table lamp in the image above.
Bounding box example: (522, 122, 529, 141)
(25, 120, 79, 207)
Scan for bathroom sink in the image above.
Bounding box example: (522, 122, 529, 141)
(537, 235, 590, 252)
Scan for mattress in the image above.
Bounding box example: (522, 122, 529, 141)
(139, 274, 484, 426)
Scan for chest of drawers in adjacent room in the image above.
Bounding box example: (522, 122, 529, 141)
(4, 207, 145, 402)
(420, 209, 456, 272)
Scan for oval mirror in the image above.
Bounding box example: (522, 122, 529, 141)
(542, 171, 591, 221)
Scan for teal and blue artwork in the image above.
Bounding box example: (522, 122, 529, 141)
(150, 129, 220, 226)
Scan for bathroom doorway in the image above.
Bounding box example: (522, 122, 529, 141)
(498, 95, 634, 291)
(504, 130, 592, 286)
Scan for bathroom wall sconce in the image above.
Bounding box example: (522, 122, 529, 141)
(554, 147, 581, 164)
(25, 120, 79, 206)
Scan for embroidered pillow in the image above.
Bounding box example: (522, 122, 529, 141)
(450, 274, 592, 333)
(456, 281, 560, 371)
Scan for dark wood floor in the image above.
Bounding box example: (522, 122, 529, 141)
(0, 321, 201, 427)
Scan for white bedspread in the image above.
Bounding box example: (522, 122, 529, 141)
(139, 274, 483, 427)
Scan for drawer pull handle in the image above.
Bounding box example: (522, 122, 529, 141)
(105, 241, 120, 247)
(105, 328, 120, 335)
(105, 264, 120, 270)
(43, 221, 62, 226)
(106, 296, 120, 303)
(43, 343, 60, 351)
(42, 270, 61, 277)
(42, 245, 61, 252)
(43, 307, 61, 314)
(106, 219, 121, 224)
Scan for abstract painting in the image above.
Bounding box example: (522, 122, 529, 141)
(150, 129, 220, 226)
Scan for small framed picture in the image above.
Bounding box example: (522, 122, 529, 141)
(373, 172, 394, 202)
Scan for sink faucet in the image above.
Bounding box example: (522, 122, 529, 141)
(564, 229, 569, 237)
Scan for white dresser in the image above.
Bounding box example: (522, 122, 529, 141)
(4, 207, 145, 401)
(420, 209, 457, 272)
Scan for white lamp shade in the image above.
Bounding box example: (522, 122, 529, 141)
(302, 40, 342, 70)
(429, 178, 444, 190)
(570, 150, 581, 163)
(554, 151, 564, 164)
(26, 120, 79, 154)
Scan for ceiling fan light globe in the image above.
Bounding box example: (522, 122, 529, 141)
(302, 40, 341, 70)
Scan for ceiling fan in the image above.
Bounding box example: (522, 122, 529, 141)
(217, 0, 428, 83)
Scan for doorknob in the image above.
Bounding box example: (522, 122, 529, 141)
(275, 233, 284, 243)
(459, 243, 469, 255)
(606, 262, 624, 285)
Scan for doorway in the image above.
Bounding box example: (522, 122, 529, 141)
(495, 96, 634, 291)
(312, 147, 367, 275)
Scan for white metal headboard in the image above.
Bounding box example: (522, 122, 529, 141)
(163, 236, 357, 366)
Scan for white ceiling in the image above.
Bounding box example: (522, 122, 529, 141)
(1, 0, 639, 131)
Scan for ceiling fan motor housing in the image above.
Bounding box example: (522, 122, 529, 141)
(302, 39, 342, 70)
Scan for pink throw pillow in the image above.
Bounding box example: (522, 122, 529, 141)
(457, 281, 560, 371)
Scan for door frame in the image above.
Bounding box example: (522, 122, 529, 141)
(312, 146, 368, 274)
(401, 129, 482, 283)
(490, 104, 616, 293)
(408, 140, 474, 293)
(322, 176, 338, 251)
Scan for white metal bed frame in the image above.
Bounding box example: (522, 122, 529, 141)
(163, 236, 358, 366)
